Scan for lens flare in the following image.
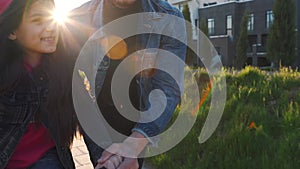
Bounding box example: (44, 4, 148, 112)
(52, 7, 69, 24)
(100, 35, 128, 60)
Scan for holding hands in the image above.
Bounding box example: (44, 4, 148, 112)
(95, 132, 148, 169)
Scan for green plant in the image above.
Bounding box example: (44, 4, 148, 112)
(235, 10, 249, 69)
(266, 0, 296, 67)
(148, 67, 300, 169)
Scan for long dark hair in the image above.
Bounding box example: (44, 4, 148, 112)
(0, 0, 77, 146)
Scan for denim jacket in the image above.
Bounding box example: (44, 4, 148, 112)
(0, 67, 75, 169)
(69, 0, 186, 166)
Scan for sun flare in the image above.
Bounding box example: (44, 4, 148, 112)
(52, 7, 69, 24)
(51, 0, 95, 51)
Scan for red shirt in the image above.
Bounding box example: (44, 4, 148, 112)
(5, 124, 55, 169)
(5, 63, 55, 168)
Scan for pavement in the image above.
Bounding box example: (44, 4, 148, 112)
(71, 135, 152, 169)
(71, 136, 94, 169)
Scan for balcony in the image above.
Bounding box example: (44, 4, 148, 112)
(247, 44, 270, 67)
(247, 44, 266, 55)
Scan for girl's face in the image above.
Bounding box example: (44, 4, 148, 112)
(9, 0, 58, 57)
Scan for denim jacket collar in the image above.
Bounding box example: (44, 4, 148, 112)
(141, 0, 165, 18)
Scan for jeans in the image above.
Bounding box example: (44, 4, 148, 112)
(28, 148, 64, 169)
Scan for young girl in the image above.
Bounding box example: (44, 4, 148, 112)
(0, 0, 79, 168)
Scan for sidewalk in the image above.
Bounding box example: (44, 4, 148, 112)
(71, 136, 93, 169)
(71, 136, 152, 169)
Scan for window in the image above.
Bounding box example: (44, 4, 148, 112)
(208, 18, 215, 35)
(248, 13, 254, 31)
(266, 10, 273, 28)
(226, 15, 232, 36)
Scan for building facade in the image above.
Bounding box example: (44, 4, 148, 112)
(167, 0, 300, 67)
(199, 0, 300, 67)
(168, 0, 226, 40)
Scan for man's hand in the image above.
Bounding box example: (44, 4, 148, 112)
(95, 132, 149, 169)
(95, 154, 125, 169)
(95, 155, 138, 169)
(117, 158, 139, 169)
(95, 143, 139, 169)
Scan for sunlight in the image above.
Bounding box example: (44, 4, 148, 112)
(52, 0, 89, 24)
(52, 6, 69, 24)
(51, 0, 95, 53)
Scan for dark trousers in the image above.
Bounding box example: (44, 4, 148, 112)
(29, 148, 64, 169)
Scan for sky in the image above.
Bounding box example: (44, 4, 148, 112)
(54, 0, 90, 12)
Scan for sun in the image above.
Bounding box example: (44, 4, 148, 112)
(52, 0, 90, 24)
(51, 0, 94, 50)
(52, 7, 69, 24)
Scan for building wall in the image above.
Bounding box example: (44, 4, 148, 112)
(243, 0, 274, 43)
(210, 36, 230, 65)
(168, 0, 225, 8)
(199, 1, 244, 66)
(168, 0, 300, 67)
(198, 0, 282, 67)
(167, 0, 229, 40)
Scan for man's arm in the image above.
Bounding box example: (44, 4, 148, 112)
(97, 8, 187, 169)
(132, 10, 187, 144)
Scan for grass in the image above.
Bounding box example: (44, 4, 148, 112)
(147, 66, 300, 169)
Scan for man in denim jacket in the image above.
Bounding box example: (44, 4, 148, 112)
(69, 0, 186, 168)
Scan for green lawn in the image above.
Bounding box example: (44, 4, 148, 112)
(148, 66, 300, 169)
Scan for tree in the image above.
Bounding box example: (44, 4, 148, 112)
(200, 18, 208, 36)
(235, 11, 249, 69)
(182, 3, 191, 23)
(266, 0, 296, 68)
(182, 3, 195, 66)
